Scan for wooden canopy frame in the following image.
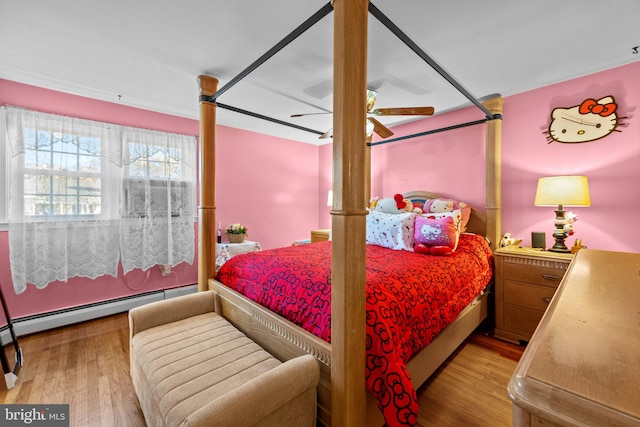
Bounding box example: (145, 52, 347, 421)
(197, 2, 503, 426)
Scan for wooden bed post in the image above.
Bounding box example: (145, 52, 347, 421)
(197, 75, 219, 292)
(364, 136, 372, 206)
(331, 0, 369, 426)
(483, 96, 504, 251)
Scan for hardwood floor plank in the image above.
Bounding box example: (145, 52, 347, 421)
(86, 358, 105, 425)
(416, 340, 520, 427)
(0, 312, 522, 426)
(69, 392, 88, 427)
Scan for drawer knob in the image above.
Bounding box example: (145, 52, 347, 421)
(541, 274, 561, 281)
(542, 297, 552, 304)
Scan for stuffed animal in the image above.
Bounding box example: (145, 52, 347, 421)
(561, 212, 579, 237)
(415, 243, 452, 256)
(372, 194, 419, 214)
(423, 198, 454, 213)
(423, 198, 471, 231)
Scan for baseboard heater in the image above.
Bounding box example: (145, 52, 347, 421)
(0, 284, 198, 345)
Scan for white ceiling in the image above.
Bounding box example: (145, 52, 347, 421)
(1, 1, 639, 144)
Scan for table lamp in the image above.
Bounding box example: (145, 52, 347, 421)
(534, 175, 590, 253)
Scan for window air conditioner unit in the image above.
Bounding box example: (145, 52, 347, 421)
(123, 178, 189, 217)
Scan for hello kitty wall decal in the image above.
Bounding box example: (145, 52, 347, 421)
(544, 95, 626, 144)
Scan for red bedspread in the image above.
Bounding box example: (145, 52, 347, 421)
(216, 233, 493, 427)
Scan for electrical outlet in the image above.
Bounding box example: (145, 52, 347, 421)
(159, 264, 171, 276)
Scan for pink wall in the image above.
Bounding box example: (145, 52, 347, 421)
(215, 125, 320, 248)
(501, 61, 640, 253)
(0, 79, 320, 319)
(319, 61, 640, 253)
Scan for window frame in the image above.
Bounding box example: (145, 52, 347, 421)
(0, 108, 8, 229)
(21, 127, 106, 221)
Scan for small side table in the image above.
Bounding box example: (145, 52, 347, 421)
(216, 240, 261, 270)
(494, 246, 573, 344)
(310, 229, 330, 242)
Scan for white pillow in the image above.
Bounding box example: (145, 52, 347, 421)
(366, 210, 416, 251)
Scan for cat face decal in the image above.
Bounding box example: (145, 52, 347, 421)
(544, 96, 624, 144)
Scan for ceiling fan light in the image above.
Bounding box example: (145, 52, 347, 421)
(366, 118, 375, 137)
(367, 120, 375, 137)
(366, 89, 378, 112)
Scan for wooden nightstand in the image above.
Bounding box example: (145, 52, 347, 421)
(310, 229, 330, 242)
(494, 246, 573, 344)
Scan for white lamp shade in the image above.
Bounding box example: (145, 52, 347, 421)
(534, 176, 591, 207)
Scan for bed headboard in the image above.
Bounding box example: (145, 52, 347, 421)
(403, 190, 487, 237)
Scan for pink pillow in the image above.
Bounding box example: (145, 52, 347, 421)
(414, 216, 459, 254)
(422, 209, 463, 234)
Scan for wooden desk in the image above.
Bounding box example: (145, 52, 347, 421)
(508, 249, 640, 426)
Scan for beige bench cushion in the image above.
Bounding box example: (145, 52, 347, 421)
(131, 311, 281, 425)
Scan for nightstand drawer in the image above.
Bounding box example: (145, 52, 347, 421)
(504, 280, 555, 311)
(503, 305, 544, 337)
(503, 263, 564, 287)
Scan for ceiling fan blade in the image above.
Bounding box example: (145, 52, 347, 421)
(371, 106, 435, 116)
(318, 128, 333, 139)
(367, 117, 394, 139)
(290, 112, 332, 118)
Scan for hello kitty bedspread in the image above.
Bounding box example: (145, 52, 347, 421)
(215, 233, 493, 427)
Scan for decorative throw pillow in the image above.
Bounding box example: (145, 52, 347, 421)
(421, 209, 463, 235)
(366, 210, 416, 251)
(414, 215, 459, 254)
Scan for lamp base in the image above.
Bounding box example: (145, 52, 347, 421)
(548, 245, 571, 253)
(548, 208, 570, 253)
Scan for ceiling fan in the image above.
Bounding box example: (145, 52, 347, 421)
(291, 89, 435, 139)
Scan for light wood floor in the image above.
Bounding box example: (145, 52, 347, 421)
(0, 313, 522, 427)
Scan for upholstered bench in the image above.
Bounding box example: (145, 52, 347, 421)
(129, 290, 320, 427)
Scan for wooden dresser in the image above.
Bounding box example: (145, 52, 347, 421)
(508, 249, 640, 426)
(494, 247, 573, 344)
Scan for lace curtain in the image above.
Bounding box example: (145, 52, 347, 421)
(3, 107, 196, 294)
(120, 127, 196, 273)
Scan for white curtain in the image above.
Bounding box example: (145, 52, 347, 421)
(120, 127, 197, 274)
(3, 107, 196, 294)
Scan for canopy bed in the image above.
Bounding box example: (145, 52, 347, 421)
(197, 1, 503, 426)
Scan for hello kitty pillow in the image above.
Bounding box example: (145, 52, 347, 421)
(366, 210, 416, 251)
(413, 216, 459, 255)
(422, 209, 464, 235)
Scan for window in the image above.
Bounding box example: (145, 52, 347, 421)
(3, 106, 197, 294)
(23, 128, 102, 218)
(128, 142, 183, 179)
